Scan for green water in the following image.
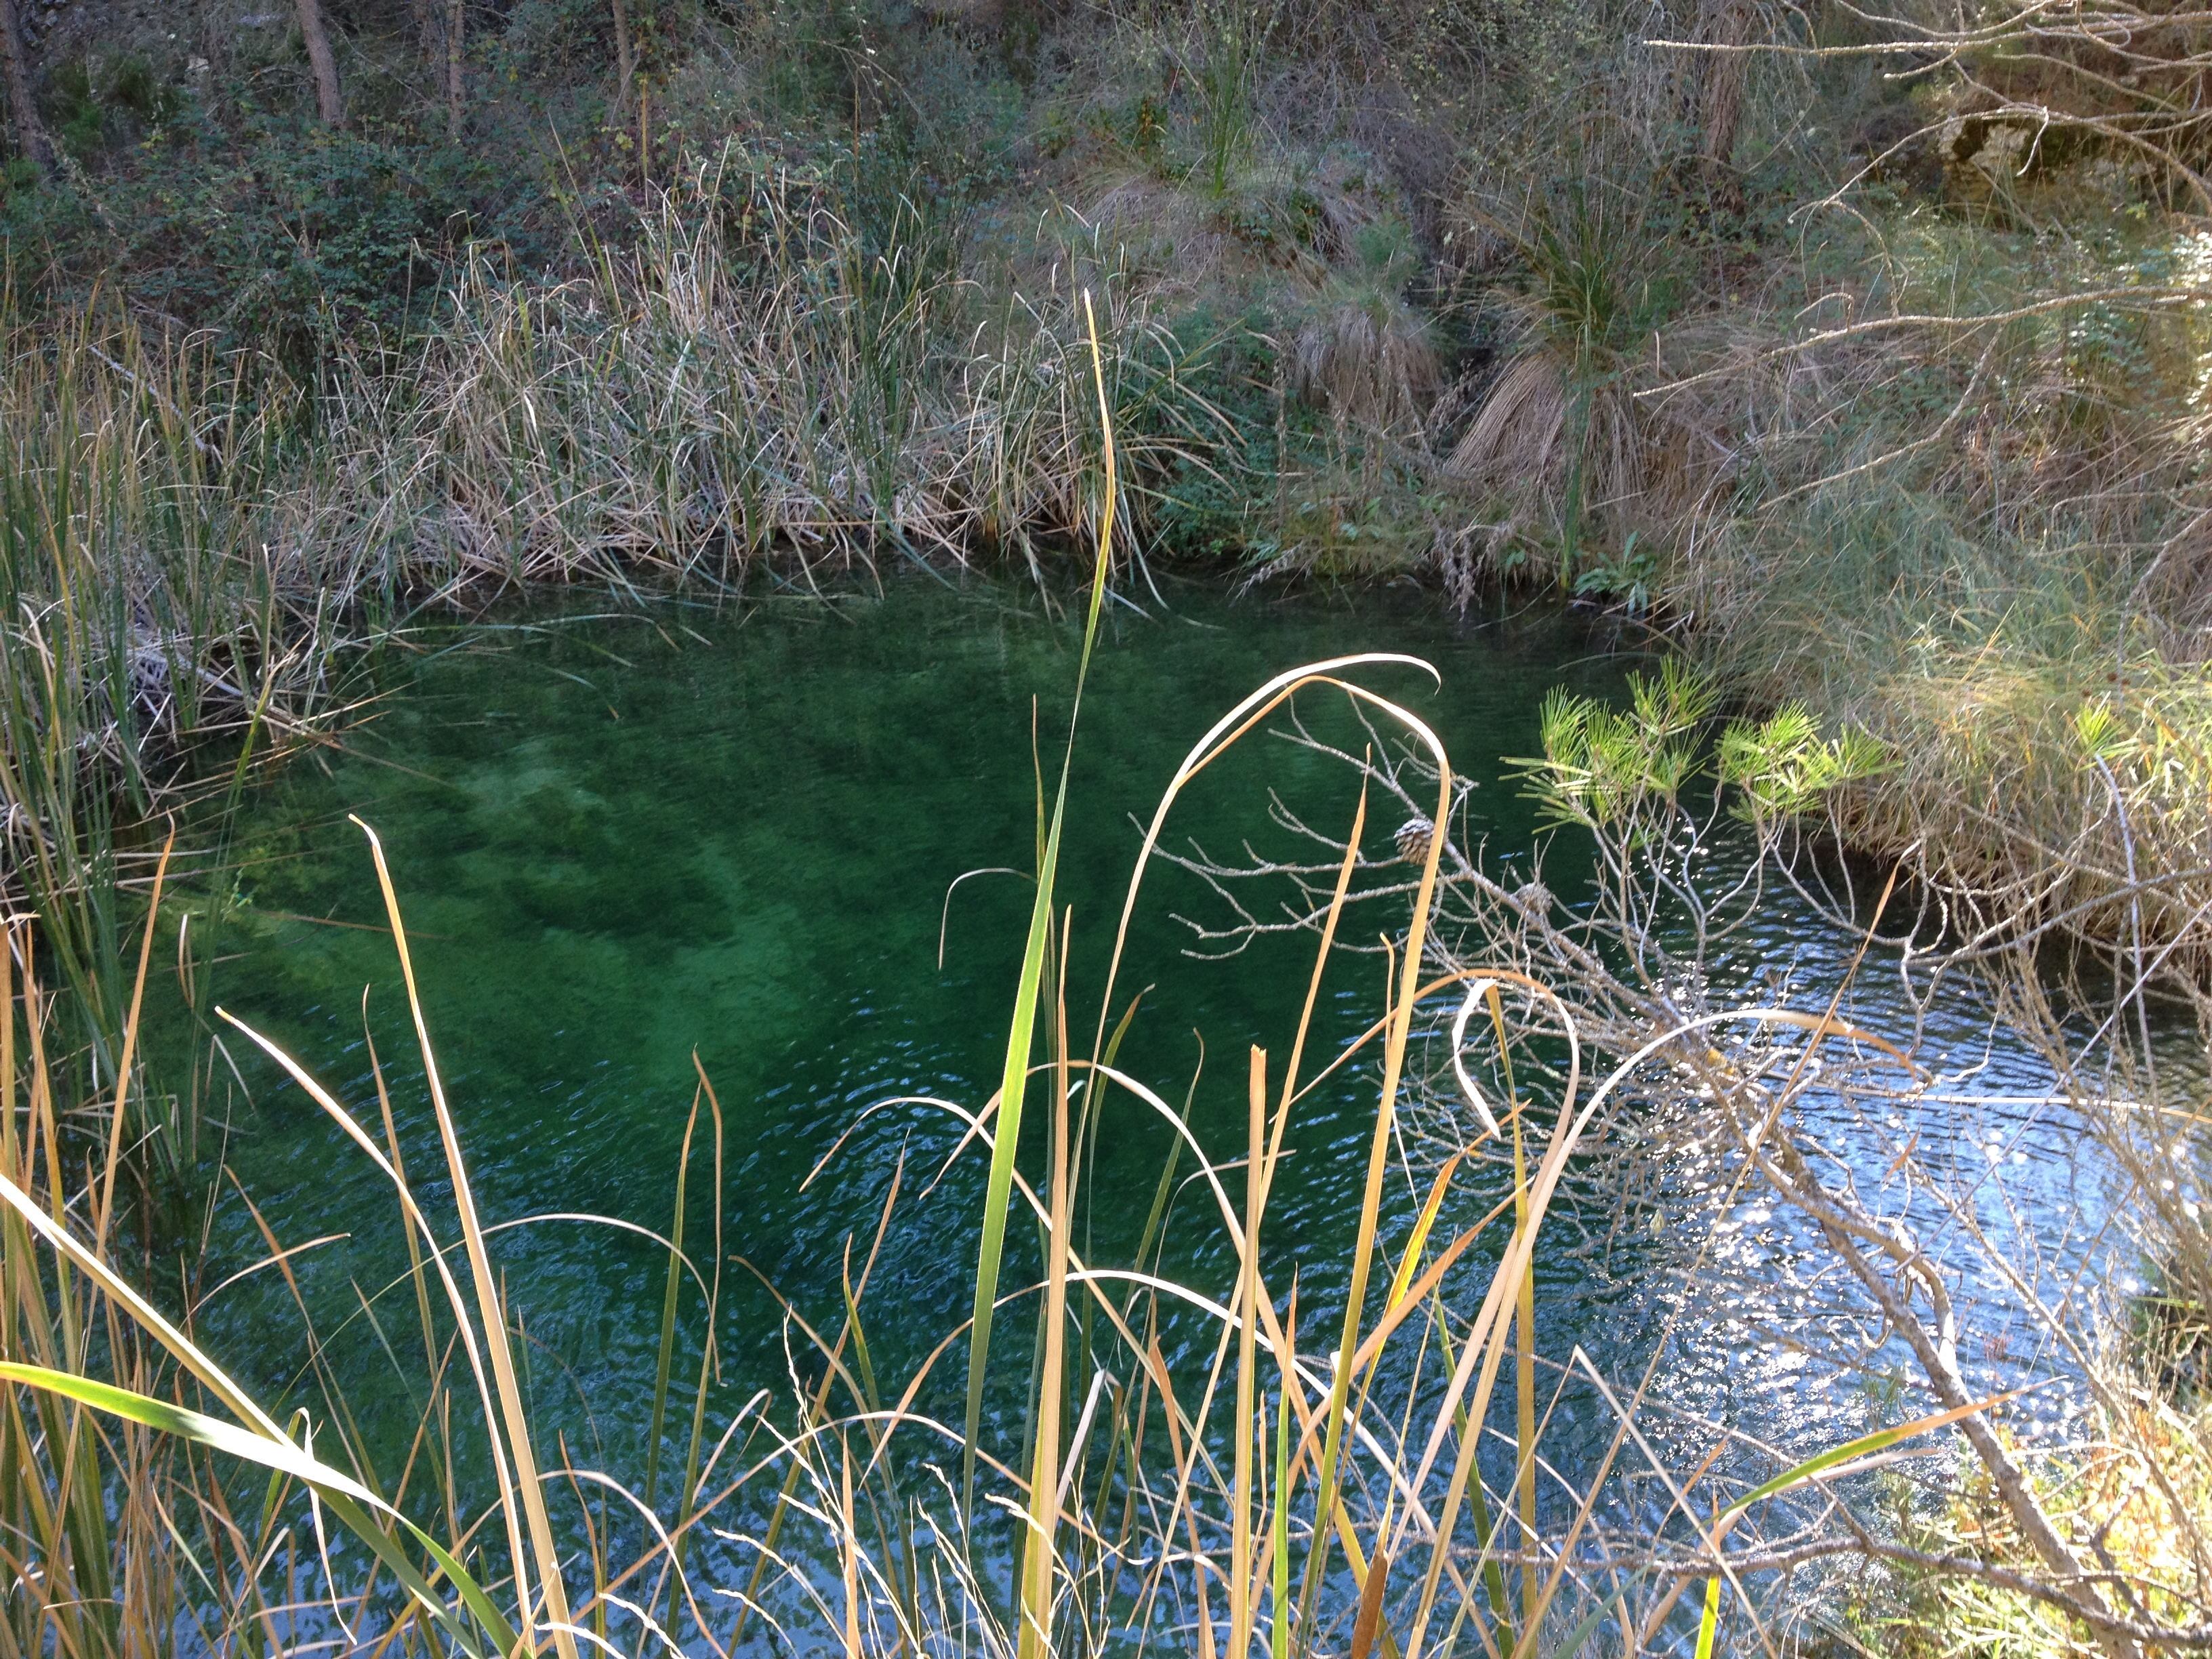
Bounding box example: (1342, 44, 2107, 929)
(176, 577, 2099, 1547)
(191, 583, 1620, 1433)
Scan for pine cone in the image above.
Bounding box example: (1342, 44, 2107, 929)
(1394, 815, 1435, 865)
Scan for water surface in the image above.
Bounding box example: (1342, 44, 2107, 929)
(178, 578, 2115, 1562)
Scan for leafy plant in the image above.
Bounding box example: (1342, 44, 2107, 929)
(1571, 531, 1660, 615)
(1519, 657, 1721, 830)
(1717, 703, 1890, 824)
(1517, 659, 1886, 840)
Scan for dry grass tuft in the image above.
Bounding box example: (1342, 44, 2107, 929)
(1076, 170, 1267, 298)
(1448, 340, 1635, 504)
(1289, 286, 1440, 429)
(0, 155, 1233, 972)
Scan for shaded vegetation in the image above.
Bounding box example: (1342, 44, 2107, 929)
(5, 0, 2210, 970)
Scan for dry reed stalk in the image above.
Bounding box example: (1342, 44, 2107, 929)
(7, 642, 2074, 1658)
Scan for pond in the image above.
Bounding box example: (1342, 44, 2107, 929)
(168, 577, 2118, 1628)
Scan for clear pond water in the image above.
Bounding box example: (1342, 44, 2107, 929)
(169, 578, 2121, 1599)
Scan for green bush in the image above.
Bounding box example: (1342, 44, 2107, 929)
(1, 106, 551, 367)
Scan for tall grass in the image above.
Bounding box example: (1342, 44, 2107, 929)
(0, 325, 1959, 1659)
(1169, 648, 2212, 1656)
(0, 152, 1235, 1205)
(0, 304, 335, 1189)
(14, 743, 2186, 1658)
(321, 165, 1223, 596)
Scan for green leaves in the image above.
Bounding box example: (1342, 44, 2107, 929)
(1571, 532, 1660, 616)
(962, 290, 1121, 1525)
(2074, 697, 2125, 762)
(1718, 703, 1889, 823)
(1519, 658, 1717, 827)
(1518, 658, 1887, 832)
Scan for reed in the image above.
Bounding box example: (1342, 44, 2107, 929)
(0, 300, 337, 1190)
(0, 150, 1237, 1214)
(294, 159, 1224, 598)
(0, 328, 2005, 1659)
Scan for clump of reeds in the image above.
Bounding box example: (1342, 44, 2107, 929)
(1437, 175, 1732, 593)
(0, 916, 197, 1659)
(0, 687, 1914, 1658)
(298, 157, 1226, 596)
(1, 149, 1240, 1198)
(0, 173, 1220, 817)
(0, 302, 348, 1178)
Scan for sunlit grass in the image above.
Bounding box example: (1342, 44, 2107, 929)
(0, 399, 2048, 1659)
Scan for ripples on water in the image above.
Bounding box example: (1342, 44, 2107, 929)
(167, 579, 2144, 1616)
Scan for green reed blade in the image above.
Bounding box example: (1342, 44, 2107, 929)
(645, 1094, 701, 1512)
(1722, 1392, 2015, 1521)
(1272, 1360, 1290, 1659)
(962, 290, 1119, 1520)
(0, 1363, 515, 1658)
(1694, 1574, 1723, 1659)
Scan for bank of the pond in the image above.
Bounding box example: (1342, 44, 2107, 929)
(11, 149, 2212, 1019)
(12, 219, 2212, 1067)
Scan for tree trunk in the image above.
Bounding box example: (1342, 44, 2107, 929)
(1695, 0, 1753, 201)
(610, 0, 635, 110)
(0, 0, 52, 177)
(294, 0, 344, 127)
(445, 0, 464, 138)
